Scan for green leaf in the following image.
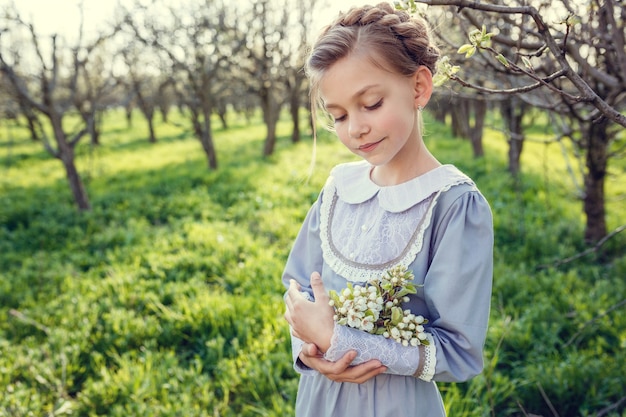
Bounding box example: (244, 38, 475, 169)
(457, 44, 474, 56)
(405, 284, 417, 294)
(496, 54, 510, 68)
(391, 307, 403, 325)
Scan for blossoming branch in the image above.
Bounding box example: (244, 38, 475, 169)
(328, 265, 429, 347)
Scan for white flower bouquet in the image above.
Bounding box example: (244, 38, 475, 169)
(328, 265, 429, 347)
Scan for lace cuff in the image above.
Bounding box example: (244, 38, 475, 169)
(414, 332, 436, 381)
(324, 323, 435, 379)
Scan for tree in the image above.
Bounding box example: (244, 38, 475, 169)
(410, 0, 626, 242)
(239, 0, 291, 156)
(121, 45, 160, 143)
(71, 48, 119, 147)
(0, 73, 40, 141)
(0, 5, 119, 210)
(284, 0, 318, 144)
(123, 0, 242, 169)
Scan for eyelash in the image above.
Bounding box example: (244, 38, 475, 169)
(366, 100, 383, 111)
(333, 100, 383, 123)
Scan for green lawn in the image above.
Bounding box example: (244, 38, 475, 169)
(0, 109, 624, 416)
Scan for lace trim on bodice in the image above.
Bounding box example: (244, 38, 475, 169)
(320, 188, 434, 282)
(320, 174, 470, 282)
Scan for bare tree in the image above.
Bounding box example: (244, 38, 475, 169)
(156, 78, 176, 124)
(71, 49, 119, 147)
(284, 0, 318, 144)
(121, 45, 159, 143)
(0, 5, 119, 210)
(427, 7, 535, 169)
(411, 0, 626, 242)
(0, 74, 40, 141)
(239, 0, 291, 156)
(123, 0, 242, 169)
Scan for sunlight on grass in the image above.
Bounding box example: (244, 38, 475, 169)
(0, 108, 624, 417)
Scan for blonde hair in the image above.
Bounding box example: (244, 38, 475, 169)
(306, 2, 440, 125)
(304, 2, 439, 177)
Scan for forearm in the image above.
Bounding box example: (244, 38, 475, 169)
(323, 323, 436, 380)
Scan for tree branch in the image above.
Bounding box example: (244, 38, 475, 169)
(448, 69, 566, 96)
(415, 0, 626, 127)
(596, 395, 626, 417)
(537, 224, 626, 270)
(564, 298, 626, 348)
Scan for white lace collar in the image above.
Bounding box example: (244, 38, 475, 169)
(331, 161, 472, 212)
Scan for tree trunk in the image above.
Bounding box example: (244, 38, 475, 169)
(507, 132, 524, 176)
(583, 118, 609, 243)
(217, 110, 228, 130)
(88, 114, 100, 146)
(501, 98, 526, 176)
(288, 75, 302, 143)
(451, 98, 486, 157)
(147, 115, 156, 143)
(51, 116, 91, 210)
(263, 115, 278, 156)
(160, 105, 169, 123)
(21, 106, 40, 141)
(200, 130, 217, 169)
(451, 98, 470, 139)
(61, 152, 91, 211)
(261, 89, 280, 156)
(194, 110, 217, 170)
(469, 99, 486, 158)
(290, 93, 301, 143)
(126, 105, 133, 129)
(429, 93, 449, 123)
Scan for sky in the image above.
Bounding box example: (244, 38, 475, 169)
(11, 0, 371, 40)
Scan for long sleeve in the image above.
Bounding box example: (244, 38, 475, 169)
(322, 187, 493, 382)
(424, 188, 493, 382)
(282, 194, 325, 375)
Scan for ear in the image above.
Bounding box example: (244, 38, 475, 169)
(412, 66, 433, 110)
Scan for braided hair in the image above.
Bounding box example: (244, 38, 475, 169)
(306, 2, 440, 107)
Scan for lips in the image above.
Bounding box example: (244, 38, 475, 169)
(358, 138, 384, 153)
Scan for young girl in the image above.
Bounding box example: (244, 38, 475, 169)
(283, 3, 493, 416)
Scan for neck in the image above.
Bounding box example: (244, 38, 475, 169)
(370, 140, 441, 186)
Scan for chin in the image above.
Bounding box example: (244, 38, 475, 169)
(361, 154, 391, 167)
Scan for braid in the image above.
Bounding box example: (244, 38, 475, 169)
(305, 2, 439, 134)
(309, 2, 439, 76)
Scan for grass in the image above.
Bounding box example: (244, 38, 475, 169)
(0, 108, 624, 416)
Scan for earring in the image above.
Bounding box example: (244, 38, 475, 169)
(417, 104, 424, 112)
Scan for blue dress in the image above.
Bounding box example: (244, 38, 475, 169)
(282, 161, 493, 417)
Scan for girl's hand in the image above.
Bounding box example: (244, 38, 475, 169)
(299, 342, 387, 384)
(284, 272, 335, 352)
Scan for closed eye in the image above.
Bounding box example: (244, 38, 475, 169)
(365, 99, 383, 111)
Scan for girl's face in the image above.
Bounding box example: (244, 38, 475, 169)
(319, 53, 421, 173)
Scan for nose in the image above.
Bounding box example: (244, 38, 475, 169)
(348, 115, 369, 139)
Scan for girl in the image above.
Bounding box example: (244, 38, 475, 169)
(283, 3, 493, 416)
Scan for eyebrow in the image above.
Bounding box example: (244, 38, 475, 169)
(324, 84, 380, 110)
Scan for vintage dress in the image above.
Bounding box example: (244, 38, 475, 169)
(282, 160, 493, 417)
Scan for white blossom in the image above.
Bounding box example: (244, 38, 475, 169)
(361, 316, 375, 332)
(327, 265, 429, 347)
